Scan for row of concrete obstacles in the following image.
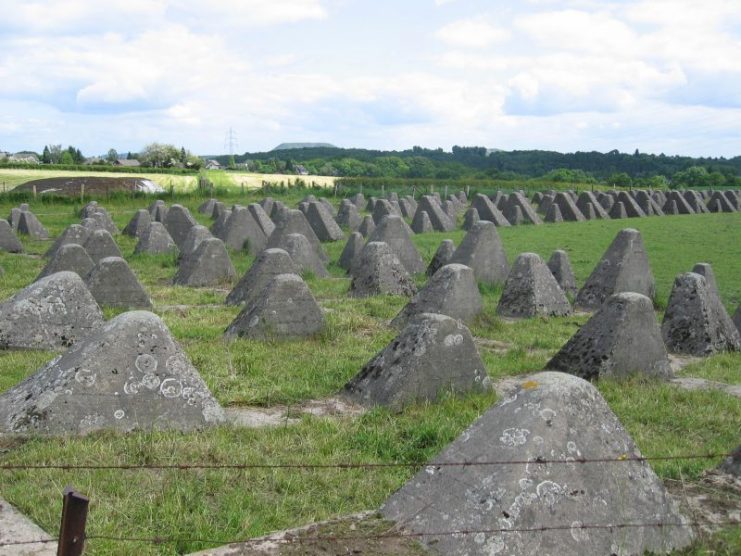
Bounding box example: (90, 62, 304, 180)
(1, 194, 738, 555)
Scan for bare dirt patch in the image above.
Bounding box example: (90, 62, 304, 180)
(188, 512, 427, 556)
(665, 471, 741, 535)
(226, 397, 365, 429)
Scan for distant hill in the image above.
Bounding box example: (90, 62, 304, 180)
(272, 142, 337, 151)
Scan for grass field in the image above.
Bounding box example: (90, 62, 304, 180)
(0, 190, 739, 555)
(0, 168, 336, 193)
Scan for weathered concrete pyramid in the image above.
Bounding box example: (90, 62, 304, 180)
(707, 192, 736, 213)
(134, 221, 178, 255)
(576, 192, 609, 219)
(350, 192, 365, 209)
(357, 215, 375, 238)
(504, 204, 525, 225)
(85, 207, 119, 235)
(148, 199, 167, 217)
(553, 192, 586, 221)
(306, 201, 344, 241)
(505, 192, 542, 225)
(210, 208, 232, 237)
(442, 199, 458, 223)
(8, 205, 26, 230)
(37, 243, 95, 281)
(398, 197, 415, 218)
(691, 262, 719, 298)
(449, 221, 509, 285)
(576, 228, 655, 310)
(83, 229, 122, 263)
(635, 191, 664, 216)
(497, 253, 572, 318)
(462, 207, 479, 230)
(45, 224, 90, 258)
(164, 204, 197, 249)
(381, 371, 694, 555)
(470, 193, 510, 227)
(372, 199, 401, 225)
(547, 292, 671, 380)
(349, 241, 417, 298)
(258, 197, 274, 216)
(338, 231, 365, 272)
(270, 200, 288, 221)
(544, 202, 564, 223)
(665, 199, 680, 215)
(226, 248, 298, 306)
(178, 225, 213, 261)
(173, 238, 236, 287)
(663, 192, 694, 214)
(609, 201, 628, 219)
(266, 209, 328, 262)
(0, 271, 104, 350)
(426, 239, 456, 277)
(336, 199, 362, 230)
(343, 313, 489, 410)
(0, 219, 23, 253)
(85, 257, 152, 309)
(220, 206, 269, 254)
(547, 249, 577, 297)
(411, 209, 434, 234)
(275, 232, 329, 277)
(224, 274, 325, 340)
(414, 195, 455, 231)
(368, 215, 425, 274)
(683, 191, 708, 214)
(661, 272, 741, 356)
(123, 209, 152, 238)
(393, 264, 482, 328)
(0, 311, 225, 435)
(198, 198, 218, 215)
(616, 191, 646, 217)
(17, 210, 49, 239)
(211, 201, 227, 220)
(247, 203, 275, 238)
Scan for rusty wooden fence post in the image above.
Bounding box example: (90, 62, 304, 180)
(57, 487, 89, 556)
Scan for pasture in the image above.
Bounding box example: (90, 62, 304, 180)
(0, 189, 739, 555)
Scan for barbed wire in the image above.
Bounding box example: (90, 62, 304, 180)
(0, 453, 728, 472)
(0, 519, 729, 549)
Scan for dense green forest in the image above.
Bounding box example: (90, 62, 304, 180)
(210, 146, 741, 188)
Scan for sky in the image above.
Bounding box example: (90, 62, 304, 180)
(0, 0, 740, 157)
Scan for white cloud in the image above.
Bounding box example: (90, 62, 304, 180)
(435, 18, 511, 48)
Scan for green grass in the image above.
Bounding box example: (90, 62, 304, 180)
(0, 192, 739, 555)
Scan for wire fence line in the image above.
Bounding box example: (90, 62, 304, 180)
(0, 519, 727, 550)
(0, 452, 728, 472)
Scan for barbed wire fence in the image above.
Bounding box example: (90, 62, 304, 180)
(0, 451, 736, 553)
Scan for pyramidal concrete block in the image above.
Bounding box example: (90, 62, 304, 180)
(224, 274, 325, 340)
(547, 292, 671, 380)
(0, 271, 104, 350)
(575, 228, 655, 311)
(226, 248, 298, 307)
(0, 310, 225, 435)
(497, 253, 571, 318)
(661, 272, 741, 356)
(392, 263, 482, 328)
(381, 371, 694, 555)
(343, 313, 489, 410)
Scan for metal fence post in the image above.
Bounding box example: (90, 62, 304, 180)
(57, 487, 89, 556)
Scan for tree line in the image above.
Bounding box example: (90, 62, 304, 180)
(212, 146, 741, 188)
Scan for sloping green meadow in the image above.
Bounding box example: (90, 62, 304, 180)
(0, 191, 739, 555)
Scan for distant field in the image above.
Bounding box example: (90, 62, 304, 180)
(0, 168, 335, 193)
